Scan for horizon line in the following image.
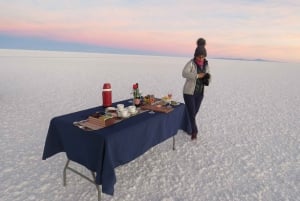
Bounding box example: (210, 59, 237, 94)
(1, 47, 288, 64)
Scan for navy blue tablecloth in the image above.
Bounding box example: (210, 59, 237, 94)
(42, 99, 191, 195)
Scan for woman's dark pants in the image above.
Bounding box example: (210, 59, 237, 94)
(183, 93, 204, 134)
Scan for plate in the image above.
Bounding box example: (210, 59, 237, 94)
(106, 107, 116, 111)
(122, 113, 130, 118)
(129, 110, 138, 115)
(161, 98, 171, 104)
(171, 101, 180, 106)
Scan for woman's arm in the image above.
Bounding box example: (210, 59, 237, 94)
(206, 64, 210, 73)
(182, 60, 198, 79)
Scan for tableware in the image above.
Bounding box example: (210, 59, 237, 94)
(117, 109, 122, 117)
(129, 109, 138, 115)
(128, 105, 136, 113)
(121, 109, 129, 118)
(105, 107, 117, 114)
(73, 120, 87, 126)
(162, 96, 171, 104)
(121, 113, 130, 118)
(141, 103, 174, 113)
(148, 110, 155, 114)
(117, 104, 124, 110)
(171, 101, 180, 106)
(106, 107, 116, 111)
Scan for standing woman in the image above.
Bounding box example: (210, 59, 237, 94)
(182, 45, 210, 140)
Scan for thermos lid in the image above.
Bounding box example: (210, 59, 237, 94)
(103, 83, 111, 89)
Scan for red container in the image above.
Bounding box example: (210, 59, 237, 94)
(102, 83, 112, 107)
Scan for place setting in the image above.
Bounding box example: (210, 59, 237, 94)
(73, 83, 181, 131)
(114, 104, 140, 119)
(73, 103, 143, 131)
(140, 92, 180, 114)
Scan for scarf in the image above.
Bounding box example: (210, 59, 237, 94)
(194, 58, 204, 69)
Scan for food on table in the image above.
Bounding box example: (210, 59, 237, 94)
(162, 96, 171, 103)
(171, 101, 178, 105)
(143, 94, 155, 104)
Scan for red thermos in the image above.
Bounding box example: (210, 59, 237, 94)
(102, 83, 112, 107)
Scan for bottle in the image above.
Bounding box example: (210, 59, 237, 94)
(102, 83, 112, 107)
(133, 83, 141, 107)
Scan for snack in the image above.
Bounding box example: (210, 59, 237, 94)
(171, 101, 180, 106)
(162, 96, 171, 103)
(144, 94, 155, 104)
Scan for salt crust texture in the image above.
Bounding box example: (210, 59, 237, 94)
(0, 49, 299, 201)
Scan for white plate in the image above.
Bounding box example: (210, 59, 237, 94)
(106, 107, 116, 111)
(122, 114, 130, 118)
(171, 101, 180, 106)
(129, 110, 138, 115)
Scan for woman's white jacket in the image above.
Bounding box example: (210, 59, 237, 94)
(182, 59, 210, 95)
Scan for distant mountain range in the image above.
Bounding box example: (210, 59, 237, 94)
(0, 34, 279, 62)
(0, 33, 163, 56)
(212, 57, 279, 63)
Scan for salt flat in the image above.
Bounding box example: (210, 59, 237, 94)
(0, 49, 299, 201)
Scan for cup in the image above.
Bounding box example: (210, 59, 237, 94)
(117, 104, 124, 110)
(117, 109, 123, 117)
(121, 109, 129, 117)
(128, 105, 136, 114)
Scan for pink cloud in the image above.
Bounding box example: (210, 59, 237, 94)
(0, 0, 300, 63)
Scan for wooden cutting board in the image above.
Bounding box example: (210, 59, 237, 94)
(78, 116, 117, 130)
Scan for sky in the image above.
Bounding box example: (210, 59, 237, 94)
(0, 0, 299, 62)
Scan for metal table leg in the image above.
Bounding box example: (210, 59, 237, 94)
(62, 135, 176, 200)
(172, 135, 176, 150)
(63, 159, 101, 201)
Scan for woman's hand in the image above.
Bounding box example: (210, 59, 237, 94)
(197, 73, 206, 78)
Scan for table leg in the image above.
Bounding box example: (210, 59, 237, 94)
(172, 135, 176, 150)
(91, 172, 101, 201)
(63, 159, 70, 186)
(63, 159, 102, 201)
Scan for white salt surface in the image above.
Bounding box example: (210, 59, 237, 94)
(0, 49, 299, 201)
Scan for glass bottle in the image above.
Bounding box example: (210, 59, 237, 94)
(133, 83, 141, 107)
